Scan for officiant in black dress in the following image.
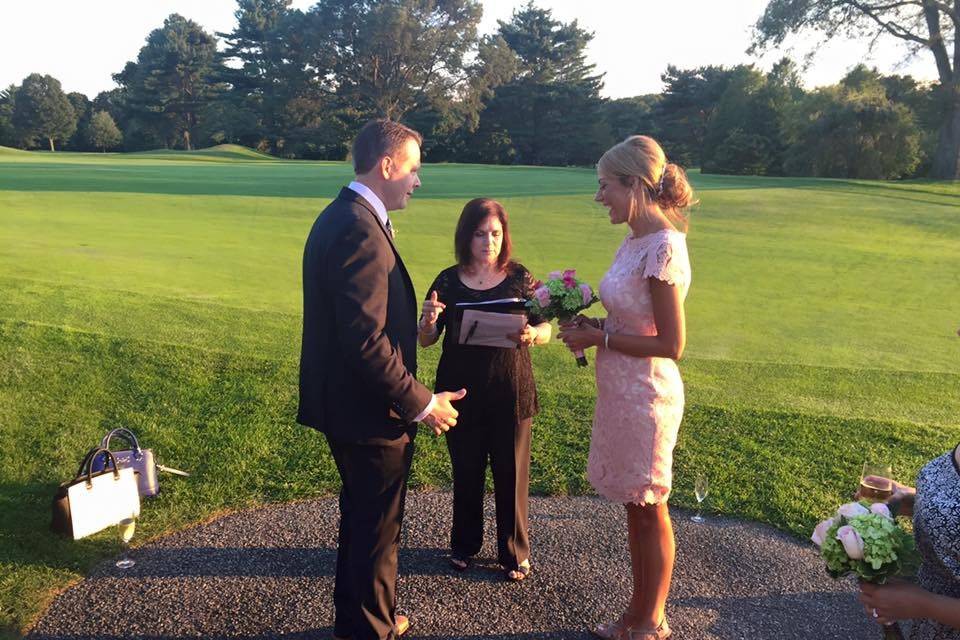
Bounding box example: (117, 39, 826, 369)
(418, 198, 551, 582)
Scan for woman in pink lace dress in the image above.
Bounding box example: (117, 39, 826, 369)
(559, 135, 695, 640)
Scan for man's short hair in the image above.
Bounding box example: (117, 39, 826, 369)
(352, 119, 423, 175)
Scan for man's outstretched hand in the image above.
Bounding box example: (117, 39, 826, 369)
(423, 389, 467, 436)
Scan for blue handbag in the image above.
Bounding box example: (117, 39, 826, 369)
(90, 428, 159, 497)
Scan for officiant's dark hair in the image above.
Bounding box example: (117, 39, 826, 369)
(454, 198, 513, 272)
(352, 119, 422, 175)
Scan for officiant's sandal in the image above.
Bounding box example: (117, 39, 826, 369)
(332, 614, 411, 640)
(449, 553, 472, 572)
(504, 558, 530, 582)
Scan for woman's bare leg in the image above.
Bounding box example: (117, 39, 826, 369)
(624, 501, 675, 629)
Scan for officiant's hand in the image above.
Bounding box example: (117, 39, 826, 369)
(424, 388, 467, 436)
(507, 324, 539, 346)
(420, 290, 445, 328)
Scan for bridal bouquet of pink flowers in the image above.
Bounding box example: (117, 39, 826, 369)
(526, 269, 598, 366)
(811, 500, 920, 639)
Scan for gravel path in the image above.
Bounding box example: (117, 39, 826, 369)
(28, 492, 881, 639)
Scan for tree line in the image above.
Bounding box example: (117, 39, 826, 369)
(0, 0, 952, 180)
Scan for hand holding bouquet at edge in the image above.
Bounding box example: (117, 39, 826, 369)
(526, 269, 598, 366)
(811, 499, 920, 640)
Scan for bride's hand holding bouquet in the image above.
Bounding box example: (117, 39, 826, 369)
(527, 269, 598, 366)
(557, 314, 605, 358)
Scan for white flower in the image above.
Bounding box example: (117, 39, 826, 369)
(811, 517, 836, 548)
(837, 502, 870, 519)
(836, 525, 865, 560)
(869, 503, 893, 519)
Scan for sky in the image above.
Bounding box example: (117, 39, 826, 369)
(0, 0, 937, 100)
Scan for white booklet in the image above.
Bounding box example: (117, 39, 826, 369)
(458, 308, 528, 348)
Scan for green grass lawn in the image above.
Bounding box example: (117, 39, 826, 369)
(1, 148, 958, 636)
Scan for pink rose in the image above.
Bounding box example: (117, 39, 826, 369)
(837, 502, 870, 519)
(548, 271, 562, 281)
(811, 517, 836, 548)
(579, 283, 592, 305)
(836, 525, 865, 560)
(869, 503, 893, 519)
(563, 269, 576, 279)
(534, 286, 551, 307)
(563, 276, 575, 289)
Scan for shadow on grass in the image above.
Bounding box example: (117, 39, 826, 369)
(0, 481, 122, 573)
(5, 160, 956, 202)
(0, 162, 596, 200)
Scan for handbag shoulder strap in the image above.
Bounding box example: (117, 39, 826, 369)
(100, 427, 141, 453)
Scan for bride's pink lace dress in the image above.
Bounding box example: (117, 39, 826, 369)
(587, 229, 691, 505)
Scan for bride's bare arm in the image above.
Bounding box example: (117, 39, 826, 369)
(558, 279, 685, 360)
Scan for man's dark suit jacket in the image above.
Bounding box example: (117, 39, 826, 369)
(297, 187, 432, 442)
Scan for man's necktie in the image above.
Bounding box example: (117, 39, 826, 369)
(385, 218, 395, 239)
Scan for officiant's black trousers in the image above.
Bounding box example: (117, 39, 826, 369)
(327, 435, 413, 640)
(445, 410, 532, 569)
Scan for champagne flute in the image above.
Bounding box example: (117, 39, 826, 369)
(860, 462, 893, 502)
(115, 517, 136, 569)
(692, 473, 709, 523)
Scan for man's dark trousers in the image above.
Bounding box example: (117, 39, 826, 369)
(328, 435, 414, 640)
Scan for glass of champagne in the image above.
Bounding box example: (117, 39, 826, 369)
(692, 473, 709, 523)
(860, 462, 893, 503)
(115, 517, 136, 569)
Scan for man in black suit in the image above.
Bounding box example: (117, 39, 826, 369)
(298, 119, 466, 640)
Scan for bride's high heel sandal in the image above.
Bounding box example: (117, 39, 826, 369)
(591, 617, 670, 640)
(590, 619, 625, 640)
(625, 618, 671, 640)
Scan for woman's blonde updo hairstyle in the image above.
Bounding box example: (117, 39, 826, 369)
(597, 135, 696, 232)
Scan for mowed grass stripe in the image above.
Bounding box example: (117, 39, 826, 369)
(3, 319, 956, 520)
(3, 305, 958, 429)
(3, 186, 958, 371)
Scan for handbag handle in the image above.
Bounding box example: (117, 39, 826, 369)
(100, 428, 142, 456)
(74, 446, 106, 478)
(80, 447, 120, 487)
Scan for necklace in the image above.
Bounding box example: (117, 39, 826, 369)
(469, 265, 498, 286)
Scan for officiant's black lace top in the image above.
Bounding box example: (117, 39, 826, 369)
(910, 445, 960, 640)
(426, 263, 544, 421)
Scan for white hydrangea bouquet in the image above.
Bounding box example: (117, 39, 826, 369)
(811, 501, 920, 639)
